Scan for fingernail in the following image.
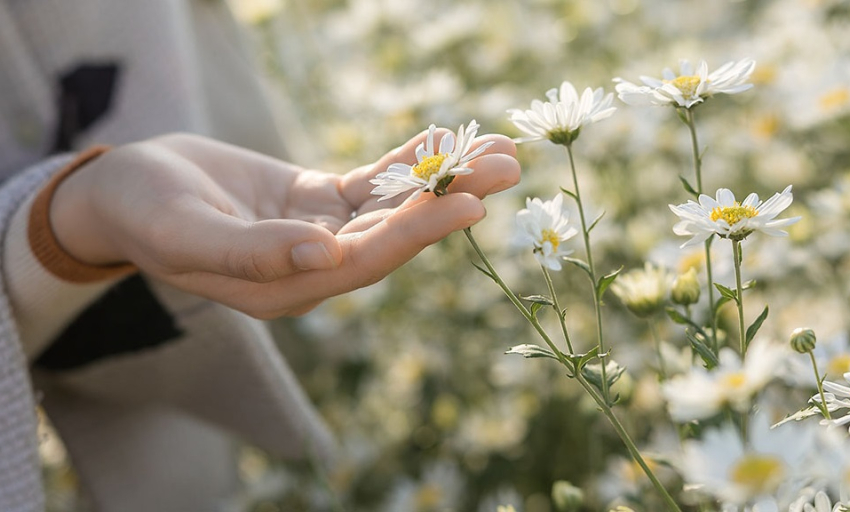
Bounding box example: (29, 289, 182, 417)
(292, 242, 336, 270)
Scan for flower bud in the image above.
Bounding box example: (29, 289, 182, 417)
(790, 328, 817, 354)
(551, 480, 584, 512)
(611, 263, 672, 318)
(671, 267, 701, 306)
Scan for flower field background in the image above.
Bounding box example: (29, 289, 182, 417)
(43, 0, 850, 511)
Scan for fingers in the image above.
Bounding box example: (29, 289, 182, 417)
(146, 202, 343, 282)
(169, 192, 486, 318)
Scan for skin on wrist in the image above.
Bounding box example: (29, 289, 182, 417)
(49, 151, 125, 266)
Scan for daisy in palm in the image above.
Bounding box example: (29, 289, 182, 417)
(614, 58, 756, 109)
(507, 80, 616, 146)
(370, 120, 494, 201)
(515, 194, 578, 271)
(669, 185, 801, 248)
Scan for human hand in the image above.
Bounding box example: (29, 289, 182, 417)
(49, 131, 519, 317)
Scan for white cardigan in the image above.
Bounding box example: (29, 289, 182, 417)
(0, 1, 333, 510)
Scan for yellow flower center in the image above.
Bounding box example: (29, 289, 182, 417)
(415, 484, 442, 509)
(668, 75, 702, 99)
(722, 372, 747, 389)
(819, 87, 849, 112)
(710, 204, 758, 226)
(412, 153, 449, 181)
(730, 455, 785, 495)
(541, 228, 560, 251)
(828, 354, 850, 377)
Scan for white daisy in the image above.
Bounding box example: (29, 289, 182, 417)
(370, 120, 494, 201)
(790, 491, 849, 512)
(679, 414, 813, 508)
(614, 58, 756, 109)
(515, 194, 578, 271)
(662, 337, 789, 422)
(610, 262, 673, 318)
(507, 81, 616, 145)
(669, 186, 801, 248)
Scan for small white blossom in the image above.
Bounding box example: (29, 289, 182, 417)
(370, 120, 493, 201)
(507, 81, 616, 145)
(515, 194, 578, 271)
(614, 58, 756, 109)
(669, 186, 801, 247)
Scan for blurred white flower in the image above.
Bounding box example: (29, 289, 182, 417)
(370, 120, 493, 201)
(614, 58, 756, 109)
(515, 194, 578, 271)
(662, 338, 789, 422)
(679, 414, 813, 508)
(669, 186, 800, 247)
(610, 262, 672, 318)
(507, 81, 616, 145)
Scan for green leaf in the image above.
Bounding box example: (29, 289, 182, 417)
(520, 294, 554, 306)
(713, 283, 738, 303)
(665, 307, 690, 325)
(686, 331, 719, 369)
(471, 261, 495, 281)
(559, 187, 578, 202)
(596, 267, 623, 301)
(530, 302, 544, 317)
(665, 307, 708, 339)
(572, 346, 602, 371)
(742, 279, 757, 291)
(564, 257, 592, 279)
(505, 344, 559, 361)
(588, 210, 605, 232)
(678, 176, 698, 198)
(745, 305, 769, 348)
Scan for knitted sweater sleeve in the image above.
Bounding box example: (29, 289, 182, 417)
(0, 155, 128, 512)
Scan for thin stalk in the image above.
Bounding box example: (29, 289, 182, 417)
(684, 109, 719, 354)
(731, 240, 749, 442)
(575, 374, 682, 512)
(543, 266, 575, 354)
(564, 144, 610, 403)
(463, 227, 682, 512)
(732, 240, 746, 359)
(810, 351, 832, 420)
(648, 318, 668, 380)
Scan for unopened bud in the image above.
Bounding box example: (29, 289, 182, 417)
(552, 480, 584, 512)
(790, 327, 817, 354)
(671, 267, 701, 306)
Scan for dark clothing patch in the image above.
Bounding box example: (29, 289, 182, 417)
(35, 275, 183, 371)
(52, 62, 121, 152)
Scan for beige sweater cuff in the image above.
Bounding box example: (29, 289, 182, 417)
(28, 145, 137, 283)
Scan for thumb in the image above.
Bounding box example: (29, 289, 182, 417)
(146, 207, 342, 282)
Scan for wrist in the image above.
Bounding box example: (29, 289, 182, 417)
(29, 146, 136, 282)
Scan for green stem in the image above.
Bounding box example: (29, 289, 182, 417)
(463, 227, 681, 512)
(575, 375, 682, 512)
(810, 351, 832, 420)
(564, 144, 610, 403)
(684, 109, 719, 354)
(731, 240, 749, 442)
(732, 240, 746, 359)
(648, 318, 668, 380)
(543, 266, 575, 354)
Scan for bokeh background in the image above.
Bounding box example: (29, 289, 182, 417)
(42, 0, 850, 510)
